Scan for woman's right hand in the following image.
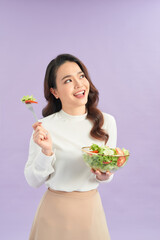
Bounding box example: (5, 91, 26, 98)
(32, 122, 53, 156)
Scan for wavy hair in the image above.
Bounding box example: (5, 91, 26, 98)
(42, 54, 109, 144)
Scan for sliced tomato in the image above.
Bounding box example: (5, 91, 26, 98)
(115, 147, 126, 167)
(103, 161, 112, 164)
(88, 150, 99, 156)
(115, 147, 124, 155)
(117, 156, 126, 167)
(25, 100, 38, 104)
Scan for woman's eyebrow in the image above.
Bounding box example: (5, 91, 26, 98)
(61, 71, 83, 81)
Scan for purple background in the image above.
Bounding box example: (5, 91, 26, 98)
(1, 0, 160, 239)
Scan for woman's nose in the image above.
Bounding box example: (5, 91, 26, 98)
(74, 79, 83, 88)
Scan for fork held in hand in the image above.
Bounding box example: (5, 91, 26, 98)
(25, 104, 38, 122)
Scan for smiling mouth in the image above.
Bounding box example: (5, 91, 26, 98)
(74, 90, 85, 96)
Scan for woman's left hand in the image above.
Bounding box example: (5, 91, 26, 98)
(91, 168, 113, 181)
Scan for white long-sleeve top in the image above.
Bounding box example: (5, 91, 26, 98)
(24, 109, 117, 192)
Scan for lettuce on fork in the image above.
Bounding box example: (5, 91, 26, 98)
(21, 95, 38, 104)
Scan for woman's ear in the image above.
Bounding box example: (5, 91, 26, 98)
(50, 88, 59, 99)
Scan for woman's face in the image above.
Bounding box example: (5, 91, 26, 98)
(51, 61, 90, 114)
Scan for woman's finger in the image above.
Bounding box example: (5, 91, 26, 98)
(33, 124, 48, 135)
(106, 171, 113, 177)
(91, 169, 112, 176)
(34, 129, 48, 138)
(91, 169, 101, 176)
(95, 170, 101, 176)
(91, 168, 96, 174)
(32, 122, 42, 130)
(33, 131, 47, 141)
(35, 126, 44, 133)
(36, 134, 45, 141)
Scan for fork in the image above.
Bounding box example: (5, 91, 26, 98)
(25, 103, 38, 122)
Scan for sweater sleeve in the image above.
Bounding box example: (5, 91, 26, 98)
(95, 114, 117, 183)
(24, 133, 56, 188)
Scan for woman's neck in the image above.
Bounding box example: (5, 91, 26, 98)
(62, 106, 87, 116)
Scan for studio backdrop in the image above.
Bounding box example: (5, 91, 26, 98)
(0, 1, 159, 240)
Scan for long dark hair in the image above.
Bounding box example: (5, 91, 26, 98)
(42, 54, 109, 144)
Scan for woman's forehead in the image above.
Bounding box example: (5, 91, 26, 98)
(56, 61, 81, 80)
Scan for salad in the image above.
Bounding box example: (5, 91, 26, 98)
(21, 95, 38, 104)
(82, 144, 130, 172)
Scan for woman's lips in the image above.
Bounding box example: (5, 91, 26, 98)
(74, 90, 85, 98)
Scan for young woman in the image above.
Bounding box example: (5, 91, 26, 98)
(24, 53, 117, 240)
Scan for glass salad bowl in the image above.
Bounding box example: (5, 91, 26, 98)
(81, 144, 130, 173)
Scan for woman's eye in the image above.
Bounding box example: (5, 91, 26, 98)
(65, 79, 72, 84)
(80, 74, 85, 79)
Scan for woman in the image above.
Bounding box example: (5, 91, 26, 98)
(24, 53, 117, 240)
